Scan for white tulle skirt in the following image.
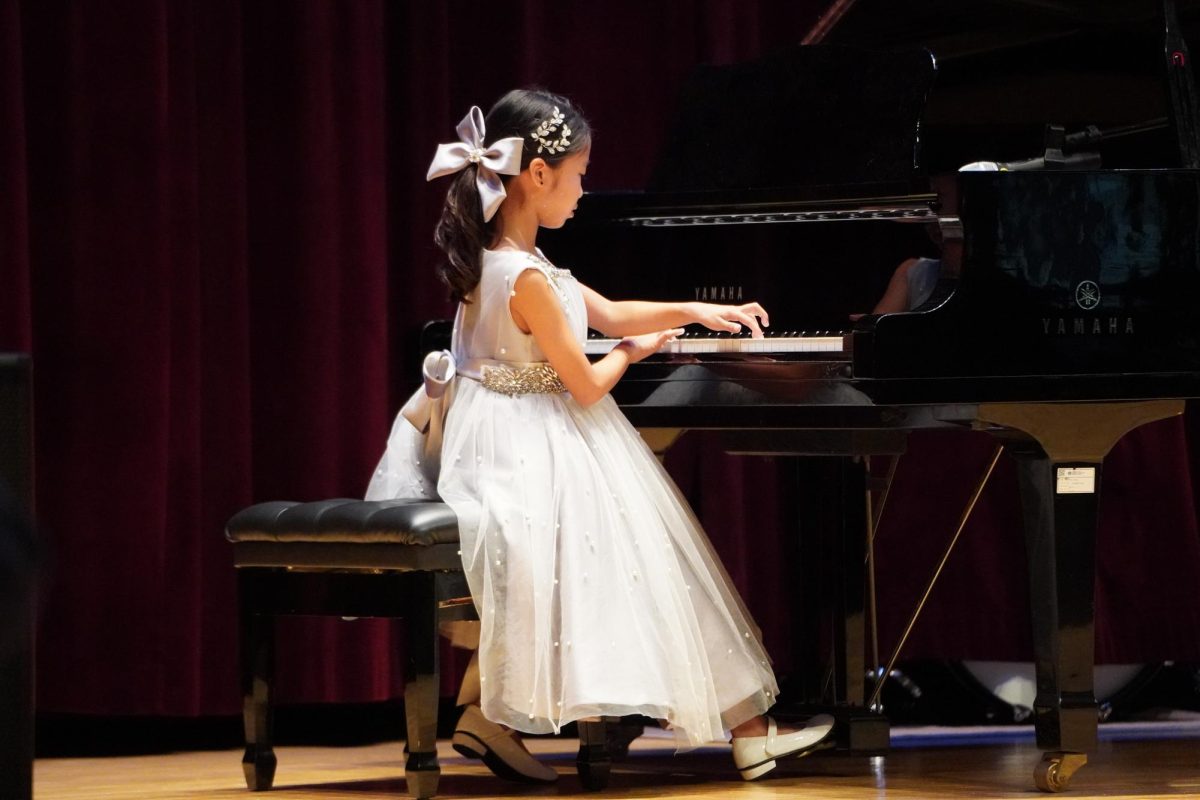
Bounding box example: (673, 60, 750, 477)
(426, 380, 778, 748)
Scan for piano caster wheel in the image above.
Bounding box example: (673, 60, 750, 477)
(1034, 751, 1087, 792)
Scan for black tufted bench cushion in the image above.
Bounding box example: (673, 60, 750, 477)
(227, 498, 461, 570)
(227, 498, 472, 800)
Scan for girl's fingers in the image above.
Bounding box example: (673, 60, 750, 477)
(747, 303, 769, 329)
(733, 311, 763, 337)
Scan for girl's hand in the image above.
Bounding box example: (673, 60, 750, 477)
(692, 302, 769, 338)
(616, 328, 685, 363)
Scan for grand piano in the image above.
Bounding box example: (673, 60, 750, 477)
(531, 1, 1200, 792)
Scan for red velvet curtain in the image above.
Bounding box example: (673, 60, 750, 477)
(4, 0, 840, 716)
(1, 0, 30, 352)
(5, 0, 1199, 718)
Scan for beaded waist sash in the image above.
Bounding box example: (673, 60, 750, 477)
(401, 353, 566, 437)
(468, 358, 566, 397)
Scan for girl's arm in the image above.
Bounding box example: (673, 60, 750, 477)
(511, 270, 681, 408)
(579, 283, 769, 338)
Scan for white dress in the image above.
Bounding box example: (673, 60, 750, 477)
(367, 248, 778, 747)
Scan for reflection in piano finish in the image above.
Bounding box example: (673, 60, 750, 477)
(862, 169, 1200, 382)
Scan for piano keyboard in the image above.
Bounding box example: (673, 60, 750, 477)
(583, 332, 849, 355)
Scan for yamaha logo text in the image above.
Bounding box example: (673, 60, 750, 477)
(695, 285, 745, 302)
(1041, 279, 1134, 335)
(1042, 317, 1135, 335)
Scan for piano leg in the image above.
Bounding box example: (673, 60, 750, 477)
(576, 718, 613, 791)
(973, 400, 1184, 792)
(1011, 445, 1098, 792)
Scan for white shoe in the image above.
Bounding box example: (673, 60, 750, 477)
(731, 714, 835, 781)
(451, 704, 558, 784)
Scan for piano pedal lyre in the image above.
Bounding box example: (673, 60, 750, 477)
(865, 445, 1006, 711)
(863, 453, 902, 707)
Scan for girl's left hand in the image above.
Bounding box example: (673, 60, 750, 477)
(692, 302, 770, 338)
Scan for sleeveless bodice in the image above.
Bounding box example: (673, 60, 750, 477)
(451, 248, 586, 365)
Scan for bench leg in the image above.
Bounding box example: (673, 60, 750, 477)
(607, 716, 644, 760)
(239, 585, 277, 791)
(404, 576, 441, 800)
(577, 718, 613, 791)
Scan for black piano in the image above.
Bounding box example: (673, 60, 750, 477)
(532, 2, 1200, 792)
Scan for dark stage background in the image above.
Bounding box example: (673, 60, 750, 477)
(4, 0, 1200, 720)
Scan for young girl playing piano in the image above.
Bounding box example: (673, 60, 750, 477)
(366, 88, 833, 782)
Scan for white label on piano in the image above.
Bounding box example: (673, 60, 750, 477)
(1055, 467, 1096, 494)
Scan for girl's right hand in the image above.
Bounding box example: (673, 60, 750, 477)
(616, 328, 684, 363)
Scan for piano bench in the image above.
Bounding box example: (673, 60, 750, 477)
(225, 498, 471, 800)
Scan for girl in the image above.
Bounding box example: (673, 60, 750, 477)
(367, 88, 833, 782)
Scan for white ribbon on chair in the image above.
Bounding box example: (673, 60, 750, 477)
(401, 349, 456, 433)
(393, 350, 457, 486)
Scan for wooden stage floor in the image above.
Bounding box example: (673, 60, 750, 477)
(34, 721, 1200, 799)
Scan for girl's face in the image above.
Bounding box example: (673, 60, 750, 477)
(538, 146, 590, 229)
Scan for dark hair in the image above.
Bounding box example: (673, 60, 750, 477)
(433, 88, 592, 302)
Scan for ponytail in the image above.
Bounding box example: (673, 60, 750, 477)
(434, 167, 489, 303)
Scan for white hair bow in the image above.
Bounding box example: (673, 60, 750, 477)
(426, 106, 524, 222)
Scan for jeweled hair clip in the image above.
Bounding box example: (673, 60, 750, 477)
(530, 107, 571, 154)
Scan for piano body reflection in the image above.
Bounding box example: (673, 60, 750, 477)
(538, 25, 1200, 792)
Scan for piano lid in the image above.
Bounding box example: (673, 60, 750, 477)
(648, 44, 937, 193)
(540, 43, 943, 324)
(815, 0, 1200, 172)
(816, 0, 1200, 63)
(557, 44, 941, 227)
